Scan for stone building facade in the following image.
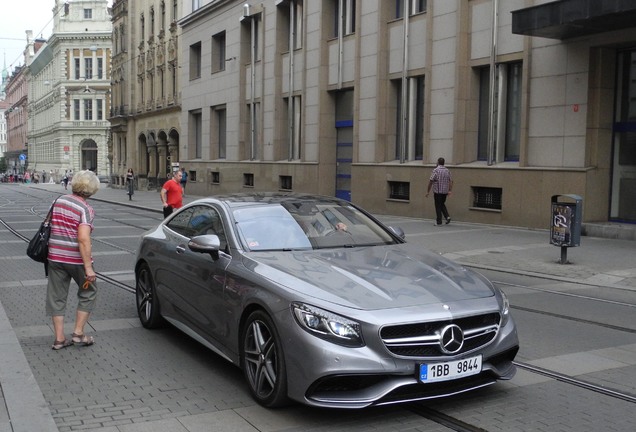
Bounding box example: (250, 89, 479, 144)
(27, 0, 112, 180)
(4, 61, 30, 176)
(117, 0, 636, 228)
(109, 0, 182, 190)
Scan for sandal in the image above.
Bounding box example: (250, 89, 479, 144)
(52, 339, 74, 350)
(71, 333, 95, 346)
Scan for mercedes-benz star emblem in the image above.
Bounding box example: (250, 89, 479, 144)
(439, 324, 464, 354)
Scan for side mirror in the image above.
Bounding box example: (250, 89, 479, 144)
(188, 234, 221, 260)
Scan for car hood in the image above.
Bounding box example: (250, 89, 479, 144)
(243, 244, 495, 310)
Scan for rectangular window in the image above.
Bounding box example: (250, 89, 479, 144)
(333, 0, 355, 37)
(97, 58, 103, 79)
(74, 58, 81, 79)
(212, 31, 226, 73)
(97, 99, 103, 120)
(284, 95, 302, 160)
(395, 0, 427, 18)
(389, 181, 410, 201)
(149, 72, 154, 100)
(84, 9, 92, 19)
(171, 64, 178, 98)
(246, 102, 260, 160)
(217, 107, 226, 159)
(159, 68, 165, 99)
(84, 99, 93, 120)
(279, 0, 303, 51)
(244, 173, 254, 187)
(280, 175, 293, 190)
(85, 58, 93, 80)
(477, 62, 522, 162)
(74, 99, 80, 120)
(242, 15, 261, 62)
(472, 186, 502, 210)
(190, 42, 202, 80)
(190, 110, 202, 158)
(211, 172, 220, 184)
(394, 76, 425, 161)
(139, 76, 145, 105)
(478, 67, 490, 161)
(161, 1, 166, 31)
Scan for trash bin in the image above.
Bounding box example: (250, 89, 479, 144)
(550, 194, 582, 263)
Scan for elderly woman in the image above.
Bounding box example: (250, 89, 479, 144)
(47, 170, 100, 350)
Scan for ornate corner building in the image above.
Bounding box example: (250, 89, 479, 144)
(26, 0, 112, 180)
(109, 0, 181, 190)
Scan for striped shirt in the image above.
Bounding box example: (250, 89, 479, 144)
(48, 195, 95, 265)
(429, 165, 452, 194)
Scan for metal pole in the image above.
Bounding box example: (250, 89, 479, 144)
(560, 246, 568, 264)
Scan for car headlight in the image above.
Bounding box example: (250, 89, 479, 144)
(500, 290, 510, 325)
(292, 303, 364, 347)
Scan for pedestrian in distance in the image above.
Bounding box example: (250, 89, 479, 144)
(46, 170, 100, 350)
(62, 170, 69, 190)
(180, 167, 188, 197)
(126, 168, 135, 201)
(160, 170, 184, 218)
(42, 170, 47, 183)
(426, 157, 453, 226)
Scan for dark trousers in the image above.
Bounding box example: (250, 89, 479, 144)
(163, 205, 174, 218)
(434, 193, 450, 224)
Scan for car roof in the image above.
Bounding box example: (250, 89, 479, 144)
(190, 192, 347, 209)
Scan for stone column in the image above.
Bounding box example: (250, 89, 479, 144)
(147, 145, 157, 188)
(158, 143, 168, 179)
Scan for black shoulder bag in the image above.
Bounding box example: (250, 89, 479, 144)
(26, 199, 57, 263)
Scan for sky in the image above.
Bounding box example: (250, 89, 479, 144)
(0, 0, 113, 74)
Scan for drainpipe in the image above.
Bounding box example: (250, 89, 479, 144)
(399, 0, 411, 164)
(250, 15, 256, 160)
(288, 0, 295, 160)
(337, 0, 344, 89)
(487, 0, 499, 166)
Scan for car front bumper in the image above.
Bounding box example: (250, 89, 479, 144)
(276, 307, 519, 408)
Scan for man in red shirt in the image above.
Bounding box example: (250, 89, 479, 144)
(160, 170, 184, 218)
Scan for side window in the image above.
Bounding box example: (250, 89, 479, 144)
(166, 207, 195, 237)
(188, 206, 228, 251)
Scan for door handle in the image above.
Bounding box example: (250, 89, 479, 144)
(176, 245, 186, 254)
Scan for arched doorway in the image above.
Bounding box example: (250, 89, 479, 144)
(81, 140, 98, 172)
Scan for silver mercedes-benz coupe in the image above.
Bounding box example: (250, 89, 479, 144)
(135, 193, 519, 408)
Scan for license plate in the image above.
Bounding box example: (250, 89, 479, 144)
(418, 355, 482, 383)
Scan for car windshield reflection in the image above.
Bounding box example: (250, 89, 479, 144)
(233, 201, 396, 251)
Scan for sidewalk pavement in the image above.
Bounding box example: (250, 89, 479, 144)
(2, 182, 636, 432)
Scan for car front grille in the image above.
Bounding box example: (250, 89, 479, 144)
(380, 313, 500, 357)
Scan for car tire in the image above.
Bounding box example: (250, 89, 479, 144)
(241, 310, 289, 408)
(135, 263, 163, 329)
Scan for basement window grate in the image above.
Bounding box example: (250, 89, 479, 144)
(472, 187, 502, 210)
(389, 181, 410, 201)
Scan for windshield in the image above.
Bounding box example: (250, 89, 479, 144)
(233, 201, 396, 251)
